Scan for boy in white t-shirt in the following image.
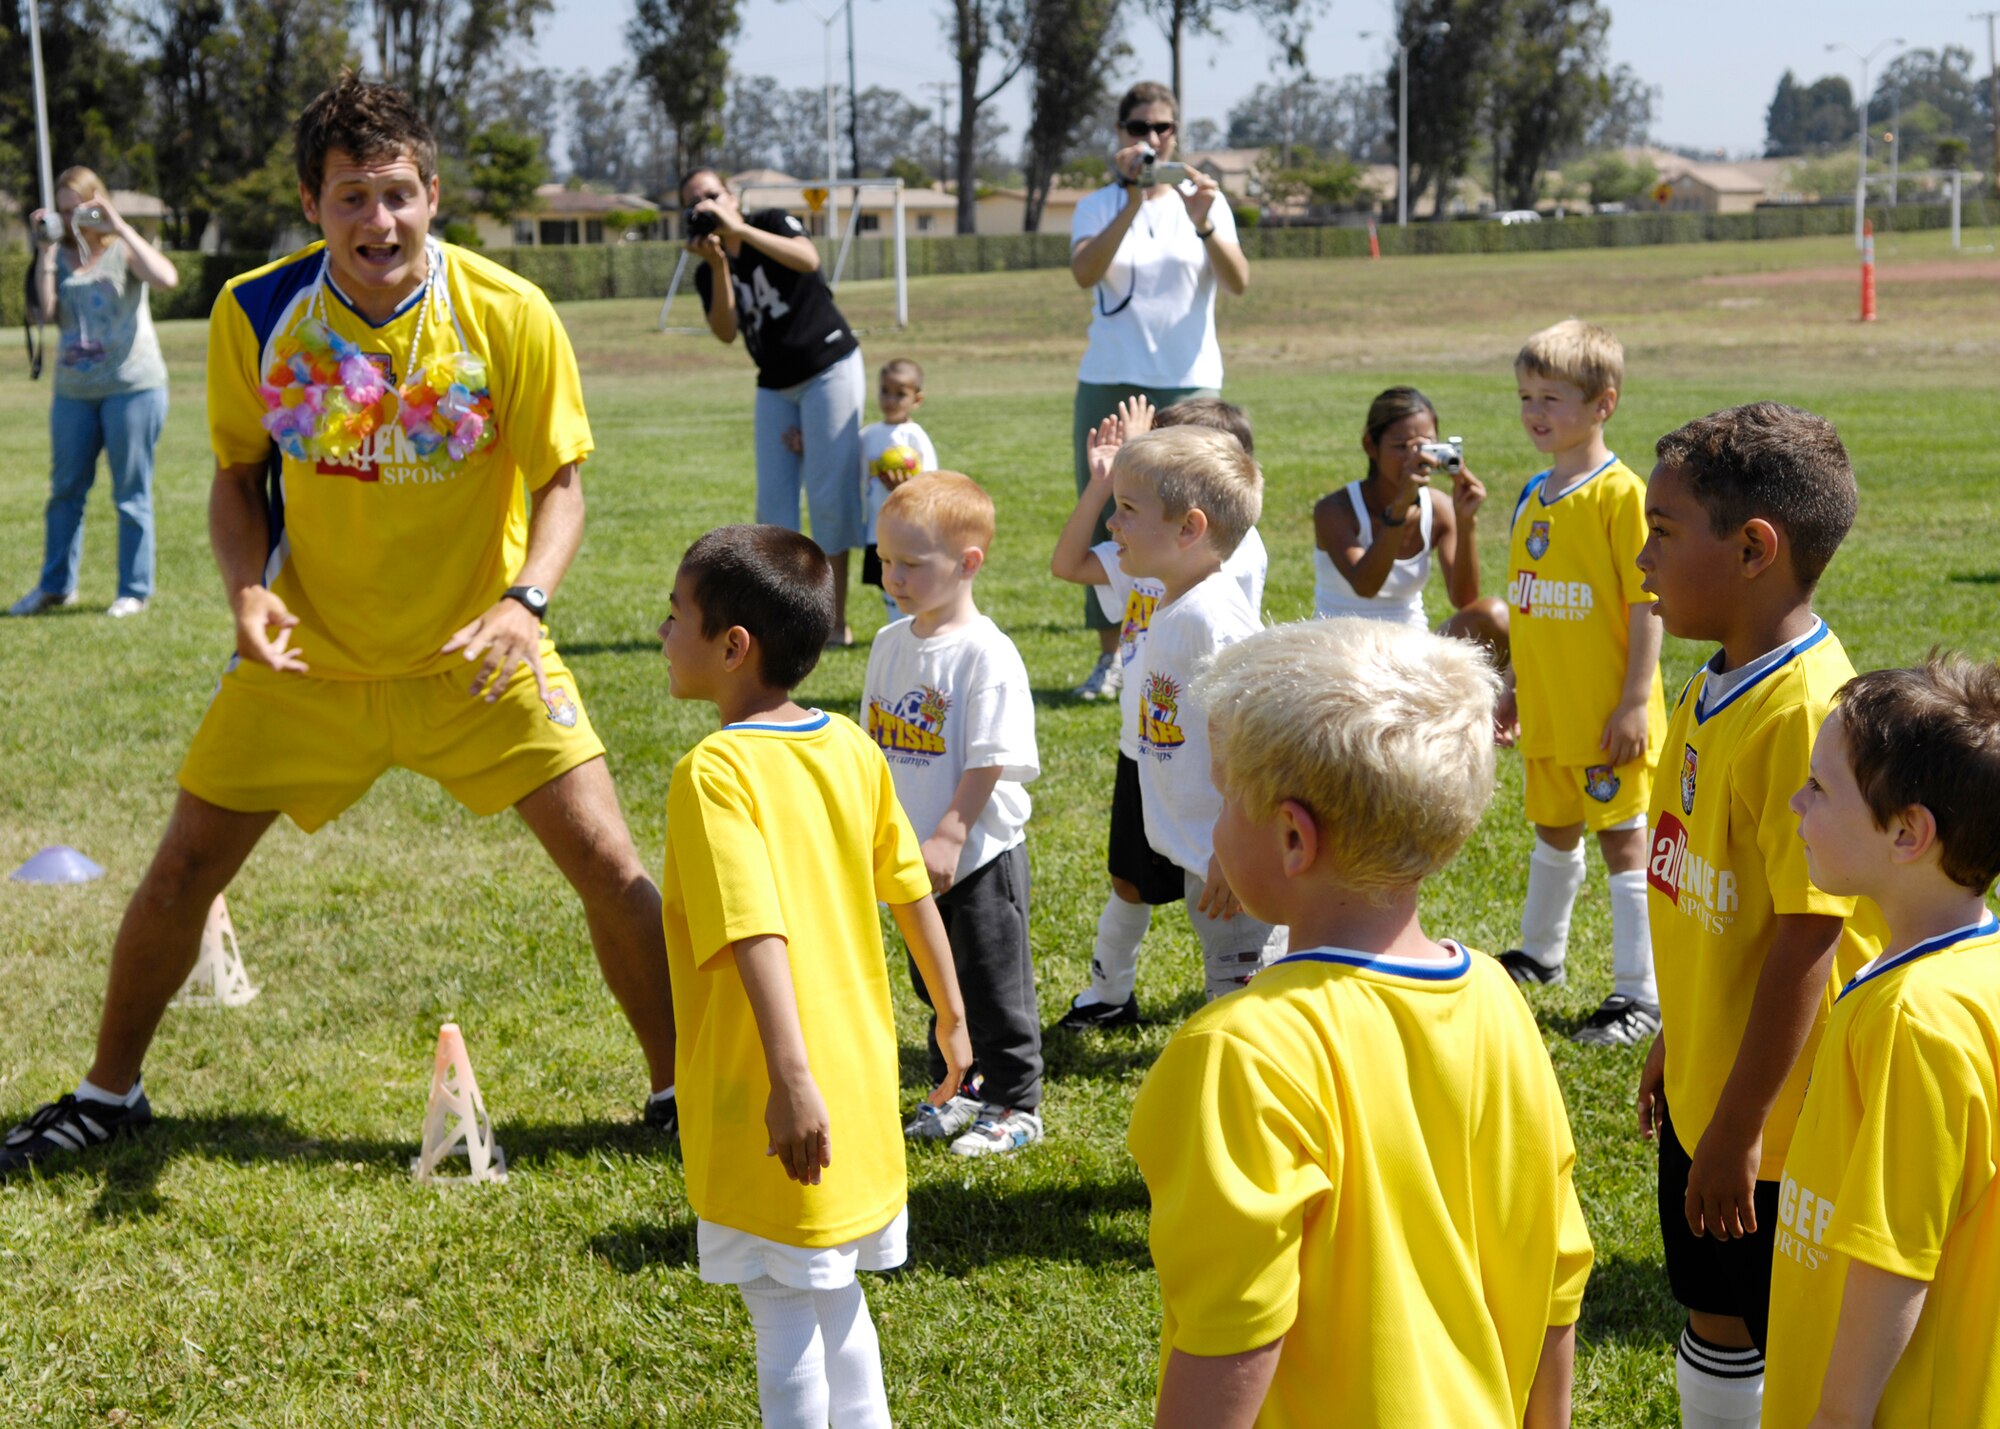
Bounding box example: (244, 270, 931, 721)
(859, 358, 939, 620)
(1115, 426, 1286, 1002)
(862, 472, 1045, 1156)
(1049, 397, 1268, 1027)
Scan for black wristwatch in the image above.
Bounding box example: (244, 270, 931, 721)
(504, 584, 548, 619)
(1194, 223, 1216, 239)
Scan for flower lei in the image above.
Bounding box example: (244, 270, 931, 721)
(258, 256, 498, 468)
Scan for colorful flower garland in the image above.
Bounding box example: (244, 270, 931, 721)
(258, 316, 497, 468)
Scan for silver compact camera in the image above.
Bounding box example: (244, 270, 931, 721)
(1418, 437, 1464, 476)
(72, 203, 111, 232)
(1136, 145, 1190, 186)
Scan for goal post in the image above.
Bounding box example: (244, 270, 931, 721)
(658, 177, 910, 333)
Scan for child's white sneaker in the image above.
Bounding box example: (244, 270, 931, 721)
(905, 1094, 980, 1141)
(949, 1105, 1043, 1157)
(1072, 652, 1121, 701)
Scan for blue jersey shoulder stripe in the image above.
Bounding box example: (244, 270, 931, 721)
(228, 253, 322, 353)
(1511, 472, 1548, 531)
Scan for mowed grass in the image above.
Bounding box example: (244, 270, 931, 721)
(2, 228, 1998, 1427)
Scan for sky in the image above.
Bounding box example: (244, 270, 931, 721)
(524, 1, 1997, 163)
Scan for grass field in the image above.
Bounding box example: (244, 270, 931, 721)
(2, 228, 1998, 1427)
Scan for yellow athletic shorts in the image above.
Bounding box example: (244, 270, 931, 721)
(1523, 753, 1653, 831)
(178, 639, 605, 833)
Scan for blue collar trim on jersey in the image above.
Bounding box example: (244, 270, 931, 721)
(1693, 618, 1828, 725)
(1267, 939, 1473, 982)
(726, 708, 830, 733)
(1537, 454, 1619, 508)
(324, 264, 432, 330)
(1838, 910, 1999, 1000)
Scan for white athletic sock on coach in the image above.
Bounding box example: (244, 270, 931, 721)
(1608, 868, 1658, 1004)
(1520, 836, 1588, 968)
(1087, 894, 1153, 1005)
(1676, 1326, 1764, 1429)
(75, 1075, 143, 1107)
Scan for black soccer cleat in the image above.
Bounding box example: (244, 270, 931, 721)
(1052, 993, 1142, 1031)
(1571, 995, 1662, 1048)
(1496, 949, 1567, 988)
(0, 1092, 155, 1178)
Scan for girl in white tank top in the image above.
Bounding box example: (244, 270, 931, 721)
(1312, 386, 1510, 665)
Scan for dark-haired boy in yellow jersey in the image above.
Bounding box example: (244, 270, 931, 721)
(1634, 403, 1883, 1429)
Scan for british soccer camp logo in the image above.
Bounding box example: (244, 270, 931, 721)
(1139, 672, 1186, 756)
(869, 686, 951, 763)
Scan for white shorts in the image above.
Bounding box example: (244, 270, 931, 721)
(697, 1206, 908, 1290)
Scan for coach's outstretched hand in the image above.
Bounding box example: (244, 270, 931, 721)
(444, 599, 549, 706)
(232, 585, 309, 673)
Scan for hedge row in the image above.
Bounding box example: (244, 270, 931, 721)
(0, 203, 1954, 327)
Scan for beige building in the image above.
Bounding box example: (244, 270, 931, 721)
(1, 189, 166, 246)
(673, 170, 959, 239)
(472, 184, 661, 248)
(972, 185, 1099, 236)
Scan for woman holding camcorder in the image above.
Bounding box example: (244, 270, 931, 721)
(1063, 81, 1250, 698)
(11, 166, 178, 619)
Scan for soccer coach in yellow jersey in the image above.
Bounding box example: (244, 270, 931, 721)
(0, 75, 680, 1175)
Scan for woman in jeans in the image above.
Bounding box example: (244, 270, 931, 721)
(682, 168, 867, 646)
(11, 168, 178, 618)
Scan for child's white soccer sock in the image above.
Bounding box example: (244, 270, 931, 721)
(1520, 836, 1588, 969)
(1675, 1325, 1763, 1429)
(811, 1279, 891, 1428)
(75, 1075, 144, 1107)
(739, 1277, 829, 1428)
(1087, 894, 1153, 1005)
(1607, 868, 1658, 1004)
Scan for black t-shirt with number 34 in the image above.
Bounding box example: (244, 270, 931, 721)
(694, 209, 860, 389)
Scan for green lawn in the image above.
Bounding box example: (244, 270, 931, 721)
(2, 230, 1997, 1427)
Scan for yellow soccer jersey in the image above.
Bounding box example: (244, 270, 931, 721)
(1646, 620, 1881, 1176)
(1506, 456, 1665, 766)
(1764, 914, 2000, 1429)
(1128, 945, 1593, 1428)
(661, 710, 932, 1249)
(206, 241, 593, 679)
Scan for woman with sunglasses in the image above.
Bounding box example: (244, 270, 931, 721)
(1065, 82, 1249, 699)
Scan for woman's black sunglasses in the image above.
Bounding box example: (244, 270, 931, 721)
(1122, 120, 1175, 138)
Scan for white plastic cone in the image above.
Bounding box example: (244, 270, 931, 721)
(411, 1022, 507, 1185)
(172, 895, 259, 1007)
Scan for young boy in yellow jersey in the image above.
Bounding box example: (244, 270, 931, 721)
(1764, 658, 2000, 1429)
(656, 525, 972, 1426)
(1634, 403, 1883, 1429)
(1498, 319, 1669, 1049)
(1128, 618, 1592, 1429)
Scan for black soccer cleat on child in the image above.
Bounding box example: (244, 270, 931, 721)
(1496, 949, 1567, 988)
(1052, 993, 1142, 1031)
(1570, 995, 1662, 1048)
(0, 1092, 155, 1178)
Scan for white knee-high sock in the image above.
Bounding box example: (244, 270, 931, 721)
(812, 1279, 891, 1428)
(740, 1277, 829, 1428)
(1676, 1326, 1763, 1429)
(1608, 868, 1658, 1003)
(1520, 836, 1588, 968)
(1088, 894, 1153, 1005)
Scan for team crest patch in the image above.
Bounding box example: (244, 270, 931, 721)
(543, 687, 579, 728)
(1583, 765, 1620, 803)
(1525, 519, 1551, 561)
(1680, 743, 1698, 815)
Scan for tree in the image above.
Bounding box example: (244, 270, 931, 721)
(1765, 71, 1854, 156)
(1580, 62, 1654, 151)
(1489, 0, 1610, 210)
(567, 68, 637, 187)
(0, 0, 152, 212)
(1869, 46, 1982, 137)
(470, 65, 560, 164)
(1135, 0, 1326, 114)
(1226, 73, 1391, 161)
(467, 121, 545, 225)
(1575, 151, 1654, 206)
(1020, 0, 1124, 231)
(853, 86, 941, 177)
(363, 0, 554, 148)
(628, 0, 742, 187)
(945, 0, 1029, 234)
(1396, 0, 1509, 220)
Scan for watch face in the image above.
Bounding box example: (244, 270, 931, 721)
(526, 587, 547, 607)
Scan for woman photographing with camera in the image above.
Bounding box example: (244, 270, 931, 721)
(1064, 81, 1249, 698)
(11, 168, 178, 618)
(681, 168, 866, 646)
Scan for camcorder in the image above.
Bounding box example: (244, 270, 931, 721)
(1136, 146, 1190, 187)
(1418, 437, 1465, 476)
(684, 205, 720, 240)
(72, 203, 110, 232)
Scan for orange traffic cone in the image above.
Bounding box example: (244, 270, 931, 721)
(411, 1023, 507, 1184)
(1860, 220, 1878, 322)
(1368, 219, 1381, 260)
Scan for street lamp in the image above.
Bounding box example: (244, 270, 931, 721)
(794, 0, 853, 240)
(1363, 20, 1450, 227)
(1826, 37, 1903, 248)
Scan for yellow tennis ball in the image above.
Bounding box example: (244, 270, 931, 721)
(872, 444, 921, 481)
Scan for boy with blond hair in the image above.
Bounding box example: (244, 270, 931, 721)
(1107, 425, 1286, 999)
(1765, 657, 2000, 1428)
(1048, 396, 1268, 1027)
(657, 525, 972, 1426)
(1634, 404, 1882, 1429)
(863, 473, 1045, 1155)
(1500, 317, 1668, 1050)
(1129, 618, 1593, 1427)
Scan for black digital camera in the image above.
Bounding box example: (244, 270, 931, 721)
(684, 205, 720, 240)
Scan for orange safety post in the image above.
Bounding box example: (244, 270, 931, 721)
(1860, 220, 1877, 322)
(1367, 219, 1381, 260)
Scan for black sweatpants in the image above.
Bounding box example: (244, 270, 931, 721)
(906, 842, 1043, 1111)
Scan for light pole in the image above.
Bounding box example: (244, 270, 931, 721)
(796, 0, 852, 240)
(1827, 37, 1903, 249)
(1362, 20, 1449, 227)
(1976, 11, 2000, 201)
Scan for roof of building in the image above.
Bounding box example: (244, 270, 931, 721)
(529, 185, 659, 216)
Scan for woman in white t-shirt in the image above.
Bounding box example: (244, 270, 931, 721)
(1065, 81, 1249, 697)
(1314, 386, 1509, 662)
